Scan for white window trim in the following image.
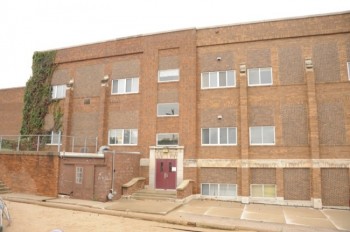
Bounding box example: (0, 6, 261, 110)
(157, 103, 179, 117)
(76, 167, 83, 184)
(347, 62, 350, 81)
(48, 131, 62, 145)
(247, 67, 273, 87)
(108, 129, 138, 146)
(249, 126, 275, 146)
(111, 77, 139, 95)
(158, 69, 180, 83)
(52, 85, 66, 99)
(201, 127, 237, 146)
(156, 133, 179, 146)
(201, 70, 236, 89)
(250, 184, 277, 198)
(201, 183, 237, 198)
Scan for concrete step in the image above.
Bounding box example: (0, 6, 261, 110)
(0, 180, 11, 194)
(131, 189, 176, 201)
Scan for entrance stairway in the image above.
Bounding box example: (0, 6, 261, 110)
(130, 189, 177, 201)
(0, 180, 11, 194)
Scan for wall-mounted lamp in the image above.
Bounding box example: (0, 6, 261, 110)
(101, 75, 109, 86)
(217, 115, 223, 120)
(216, 56, 222, 61)
(66, 79, 74, 88)
(240, 64, 246, 74)
(305, 58, 313, 70)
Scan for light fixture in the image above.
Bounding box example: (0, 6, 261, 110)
(101, 75, 109, 84)
(240, 64, 246, 74)
(66, 79, 74, 88)
(305, 58, 313, 70)
(216, 56, 222, 61)
(217, 115, 223, 120)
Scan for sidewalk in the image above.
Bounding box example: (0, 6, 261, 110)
(1, 193, 349, 232)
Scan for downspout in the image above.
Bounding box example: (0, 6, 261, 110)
(111, 150, 115, 192)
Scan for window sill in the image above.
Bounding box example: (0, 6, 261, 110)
(201, 86, 236, 90)
(108, 144, 138, 146)
(111, 92, 139, 95)
(201, 144, 237, 146)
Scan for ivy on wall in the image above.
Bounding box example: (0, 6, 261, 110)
(20, 50, 57, 135)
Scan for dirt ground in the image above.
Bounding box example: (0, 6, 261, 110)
(2, 201, 242, 232)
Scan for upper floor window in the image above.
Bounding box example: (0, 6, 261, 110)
(52, 85, 66, 99)
(157, 103, 179, 117)
(201, 70, 235, 89)
(202, 127, 237, 145)
(248, 67, 272, 86)
(158, 69, 179, 82)
(156, 133, 179, 146)
(347, 62, 350, 80)
(249, 126, 275, 145)
(112, 77, 139, 94)
(108, 129, 138, 145)
(49, 131, 62, 145)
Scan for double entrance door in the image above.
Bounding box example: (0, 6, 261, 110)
(155, 159, 177, 189)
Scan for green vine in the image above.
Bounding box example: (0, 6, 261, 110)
(52, 102, 63, 132)
(20, 50, 57, 135)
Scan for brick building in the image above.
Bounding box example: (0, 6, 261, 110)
(1, 12, 350, 208)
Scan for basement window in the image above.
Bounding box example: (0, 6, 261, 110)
(76, 167, 83, 184)
(251, 184, 276, 198)
(201, 183, 237, 197)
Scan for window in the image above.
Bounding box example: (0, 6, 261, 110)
(158, 69, 179, 82)
(112, 77, 139, 94)
(201, 70, 235, 89)
(347, 62, 350, 80)
(201, 183, 237, 197)
(248, 68, 272, 86)
(251, 184, 276, 197)
(76, 167, 83, 184)
(108, 129, 138, 145)
(49, 131, 61, 145)
(157, 103, 179, 116)
(52, 85, 66, 99)
(249, 126, 275, 145)
(202, 127, 237, 145)
(157, 133, 179, 146)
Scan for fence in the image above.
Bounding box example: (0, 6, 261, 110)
(0, 135, 98, 153)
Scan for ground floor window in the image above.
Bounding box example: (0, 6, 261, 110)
(201, 183, 237, 197)
(76, 167, 83, 184)
(251, 184, 276, 197)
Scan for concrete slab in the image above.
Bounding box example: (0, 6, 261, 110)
(105, 199, 182, 215)
(284, 206, 326, 219)
(0, 193, 55, 202)
(47, 198, 108, 209)
(175, 204, 209, 214)
(322, 209, 350, 231)
(186, 199, 244, 209)
(205, 207, 243, 219)
(284, 215, 337, 229)
(242, 204, 285, 224)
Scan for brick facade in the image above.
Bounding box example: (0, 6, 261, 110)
(0, 12, 349, 207)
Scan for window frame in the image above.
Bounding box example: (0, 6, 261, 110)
(111, 77, 139, 95)
(52, 85, 66, 99)
(156, 133, 179, 146)
(201, 183, 237, 197)
(49, 131, 62, 145)
(76, 167, 83, 184)
(347, 62, 350, 81)
(158, 69, 180, 83)
(201, 70, 236, 89)
(108, 129, 138, 146)
(250, 184, 276, 198)
(201, 127, 237, 146)
(157, 103, 179, 117)
(249, 126, 275, 146)
(247, 67, 273, 86)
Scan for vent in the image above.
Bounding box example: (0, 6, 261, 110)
(84, 98, 90, 105)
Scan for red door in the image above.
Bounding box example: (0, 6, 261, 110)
(156, 159, 177, 189)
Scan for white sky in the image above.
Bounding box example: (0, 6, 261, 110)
(1, 0, 349, 89)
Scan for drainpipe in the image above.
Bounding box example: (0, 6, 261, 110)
(111, 150, 115, 192)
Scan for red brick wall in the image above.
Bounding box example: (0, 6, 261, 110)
(284, 168, 311, 200)
(0, 152, 59, 196)
(0, 88, 24, 135)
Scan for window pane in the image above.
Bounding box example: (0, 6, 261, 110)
(157, 103, 179, 116)
(251, 185, 263, 197)
(209, 184, 219, 196)
(132, 78, 139, 93)
(219, 128, 228, 144)
(159, 69, 179, 82)
(263, 126, 275, 144)
(157, 133, 178, 145)
(264, 185, 276, 197)
(117, 79, 126, 93)
(248, 69, 259, 85)
(218, 71, 226, 87)
(209, 128, 218, 144)
(124, 129, 130, 144)
(51, 131, 61, 144)
(202, 129, 209, 144)
(202, 184, 209, 195)
(115, 129, 123, 144)
(227, 70, 235, 86)
(131, 129, 138, 144)
(250, 127, 262, 144)
(228, 128, 236, 144)
(125, 79, 132, 92)
(260, 68, 272, 84)
(52, 86, 57, 99)
(209, 72, 218, 87)
(109, 129, 116, 144)
(220, 184, 228, 196)
(202, 73, 209, 88)
(112, 80, 118, 93)
(227, 184, 236, 197)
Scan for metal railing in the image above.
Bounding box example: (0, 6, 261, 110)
(0, 135, 98, 153)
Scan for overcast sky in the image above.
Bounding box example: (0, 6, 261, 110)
(1, 0, 349, 89)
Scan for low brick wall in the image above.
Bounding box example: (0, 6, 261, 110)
(0, 151, 60, 196)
